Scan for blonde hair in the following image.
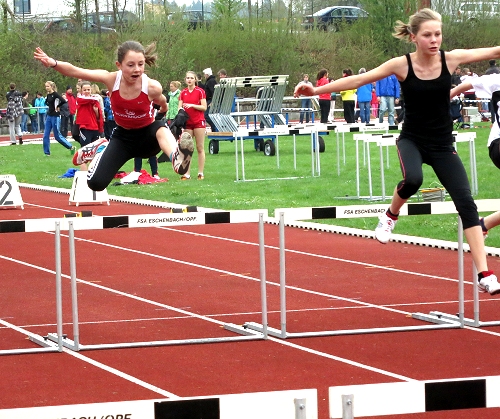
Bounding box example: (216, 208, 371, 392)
(45, 81, 57, 91)
(171, 80, 181, 89)
(393, 8, 442, 42)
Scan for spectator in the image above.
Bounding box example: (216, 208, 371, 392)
(65, 85, 77, 135)
(134, 156, 160, 179)
(356, 68, 372, 123)
(451, 66, 462, 88)
(102, 89, 116, 140)
(203, 67, 217, 132)
(179, 70, 207, 180)
(340, 68, 357, 123)
(296, 73, 313, 124)
(5, 83, 24, 145)
(316, 68, 331, 123)
(41, 80, 74, 156)
(460, 68, 478, 107)
(75, 81, 102, 149)
(217, 68, 227, 79)
(376, 74, 400, 124)
(21, 91, 30, 134)
(485, 59, 500, 75)
(59, 92, 71, 137)
(484, 60, 500, 121)
(166, 81, 181, 126)
(34, 91, 47, 133)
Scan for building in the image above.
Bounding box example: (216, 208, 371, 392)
(9, 0, 139, 19)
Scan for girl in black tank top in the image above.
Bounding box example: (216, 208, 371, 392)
(400, 50, 453, 144)
(294, 8, 500, 295)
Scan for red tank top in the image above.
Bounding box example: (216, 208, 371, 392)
(110, 71, 154, 129)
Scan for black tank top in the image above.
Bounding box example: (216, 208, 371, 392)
(400, 50, 453, 144)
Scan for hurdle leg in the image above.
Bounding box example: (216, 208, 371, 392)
(234, 135, 239, 181)
(279, 212, 287, 338)
(68, 221, 81, 350)
(55, 222, 64, 351)
(259, 213, 268, 339)
(240, 136, 246, 181)
(293, 134, 297, 170)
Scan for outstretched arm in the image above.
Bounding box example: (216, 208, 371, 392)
(450, 82, 472, 99)
(34, 47, 115, 91)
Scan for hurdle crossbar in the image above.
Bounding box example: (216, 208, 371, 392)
(243, 200, 500, 339)
(1, 209, 269, 353)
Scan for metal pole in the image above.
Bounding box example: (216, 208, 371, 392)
(457, 217, 465, 326)
(259, 213, 268, 339)
(55, 222, 64, 351)
(473, 263, 480, 326)
(68, 222, 80, 350)
(279, 212, 287, 338)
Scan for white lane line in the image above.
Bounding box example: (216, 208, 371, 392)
(63, 348, 180, 398)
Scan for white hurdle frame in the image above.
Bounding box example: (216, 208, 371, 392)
(0, 223, 65, 356)
(241, 200, 500, 339)
(0, 210, 269, 353)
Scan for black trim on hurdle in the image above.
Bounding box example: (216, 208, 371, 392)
(312, 207, 337, 219)
(154, 398, 220, 419)
(205, 212, 231, 224)
(407, 203, 432, 215)
(0, 220, 26, 233)
(425, 379, 486, 411)
(103, 215, 129, 229)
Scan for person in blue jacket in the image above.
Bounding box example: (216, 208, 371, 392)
(356, 68, 373, 123)
(376, 74, 400, 125)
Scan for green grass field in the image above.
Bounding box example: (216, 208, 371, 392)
(1, 123, 499, 247)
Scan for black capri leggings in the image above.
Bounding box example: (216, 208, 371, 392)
(396, 136, 479, 230)
(87, 121, 164, 191)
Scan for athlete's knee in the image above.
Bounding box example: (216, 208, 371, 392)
(397, 175, 422, 199)
(87, 178, 108, 192)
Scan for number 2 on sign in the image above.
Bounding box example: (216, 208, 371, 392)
(0, 180, 14, 205)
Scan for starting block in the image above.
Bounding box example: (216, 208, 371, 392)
(0, 174, 24, 209)
(69, 171, 109, 206)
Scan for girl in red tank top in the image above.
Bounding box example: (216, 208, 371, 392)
(34, 41, 194, 192)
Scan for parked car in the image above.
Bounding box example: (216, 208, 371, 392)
(43, 17, 116, 33)
(167, 10, 243, 30)
(457, 1, 500, 20)
(86, 11, 139, 29)
(302, 6, 368, 32)
(167, 10, 212, 30)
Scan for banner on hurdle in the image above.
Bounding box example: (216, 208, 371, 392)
(0, 174, 24, 209)
(274, 200, 500, 222)
(0, 209, 267, 234)
(69, 170, 109, 206)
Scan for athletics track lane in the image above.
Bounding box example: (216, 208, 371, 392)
(1, 187, 500, 418)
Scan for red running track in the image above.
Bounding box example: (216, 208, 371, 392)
(1, 187, 500, 418)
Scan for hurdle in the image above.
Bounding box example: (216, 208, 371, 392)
(237, 200, 500, 339)
(0, 209, 269, 352)
(0, 221, 65, 356)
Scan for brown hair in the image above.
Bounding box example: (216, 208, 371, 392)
(317, 68, 328, 80)
(393, 8, 442, 42)
(116, 41, 158, 67)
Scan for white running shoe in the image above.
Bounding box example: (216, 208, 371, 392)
(478, 273, 500, 295)
(172, 132, 194, 175)
(73, 138, 109, 166)
(375, 213, 397, 244)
